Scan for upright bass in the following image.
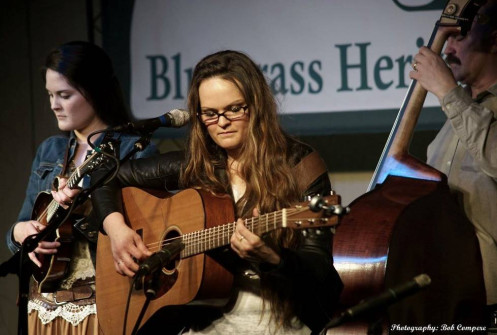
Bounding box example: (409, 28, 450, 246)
(328, 0, 486, 333)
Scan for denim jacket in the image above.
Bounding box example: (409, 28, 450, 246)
(6, 131, 157, 253)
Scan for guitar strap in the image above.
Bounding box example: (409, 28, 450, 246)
(292, 151, 328, 194)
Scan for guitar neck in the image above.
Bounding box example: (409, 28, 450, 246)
(181, 208, 291, 257)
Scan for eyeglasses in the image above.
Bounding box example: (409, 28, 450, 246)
(198, 105, 249, 125)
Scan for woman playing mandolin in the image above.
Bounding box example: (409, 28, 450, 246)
(5, 41, 157, 334)
(92, 50, 343, 334)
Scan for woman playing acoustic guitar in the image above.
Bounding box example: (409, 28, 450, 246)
(92, 50, 343, 334)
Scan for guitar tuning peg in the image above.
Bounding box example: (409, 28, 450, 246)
(325, 204, 350, 216)
(308, 195, 350, 216)
(309, 195, 325, 212)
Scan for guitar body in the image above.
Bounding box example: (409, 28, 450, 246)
(96, 187, 236, 335)
(31, 191, 75, 293)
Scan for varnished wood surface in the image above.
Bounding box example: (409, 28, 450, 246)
(31, 191, 74, 293)
(96, 188, 235, 335)
(96, 187, 341, 334)
(328, 176, 485, 334)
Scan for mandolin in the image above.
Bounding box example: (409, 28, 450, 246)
(31, 141, 113, 292)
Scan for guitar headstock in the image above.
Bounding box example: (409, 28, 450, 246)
(439, 0, 486, 35)
(282, 193, 349, 230)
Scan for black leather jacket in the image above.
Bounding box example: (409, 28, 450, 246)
(91, 139, 343, 332)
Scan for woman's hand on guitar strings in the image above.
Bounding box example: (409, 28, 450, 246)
(12, 220, 60, 267)
(103, 212, 152, 277)
(230, 208, 281, 266)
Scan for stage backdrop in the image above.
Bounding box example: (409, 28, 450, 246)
(130, 0, 447, 134)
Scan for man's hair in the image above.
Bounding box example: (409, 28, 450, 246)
(477, 0, 497, 50)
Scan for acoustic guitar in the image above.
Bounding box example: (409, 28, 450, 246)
(96, 187, 342, 335)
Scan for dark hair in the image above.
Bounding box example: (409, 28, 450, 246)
(483, 0, 497, 28)
(475, 0, 497, 51)
(42, 41, 130, 126)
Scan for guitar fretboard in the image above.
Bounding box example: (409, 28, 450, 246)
(40, 149, 104, 223)
(180, 208, 301, 258)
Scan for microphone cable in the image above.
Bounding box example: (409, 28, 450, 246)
(87, 129, 121, 186)
(123, 274, 140, 335)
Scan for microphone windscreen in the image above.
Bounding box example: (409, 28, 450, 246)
(169, 109, 190, 127)
(413, 274, 431, 288)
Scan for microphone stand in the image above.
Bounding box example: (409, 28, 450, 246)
(0, 250, 21, 277)
(319, 274, 430, 335)
(16, 132, 152, 335)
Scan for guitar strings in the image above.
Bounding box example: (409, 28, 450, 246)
(142, 210, 292, 251)
(142, 206, 331, 254)
(37, 163, 88, 224)
(141, 209, 324, 252)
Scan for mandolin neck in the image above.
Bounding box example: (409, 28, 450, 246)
(40, 150, 101, 223)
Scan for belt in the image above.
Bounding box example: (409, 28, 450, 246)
(54, 285, 94, 304)
(30, 280, 96, 309)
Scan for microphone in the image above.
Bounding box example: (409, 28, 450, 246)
(135, 239, 184, 278)
(112, 109, 189, 133)
(321, 274, 431, 331)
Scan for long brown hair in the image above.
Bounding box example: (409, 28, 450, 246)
(180, 50, 303, 329)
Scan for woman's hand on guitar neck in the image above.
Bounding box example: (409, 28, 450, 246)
(13, 220, 60, 267)
(103, 212, 153, 277)
(230, 208, 281, 266)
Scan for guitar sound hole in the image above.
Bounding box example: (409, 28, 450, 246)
(162, 229, 181, 272)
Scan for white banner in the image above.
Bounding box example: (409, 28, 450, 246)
(131, 0, 444, 119)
